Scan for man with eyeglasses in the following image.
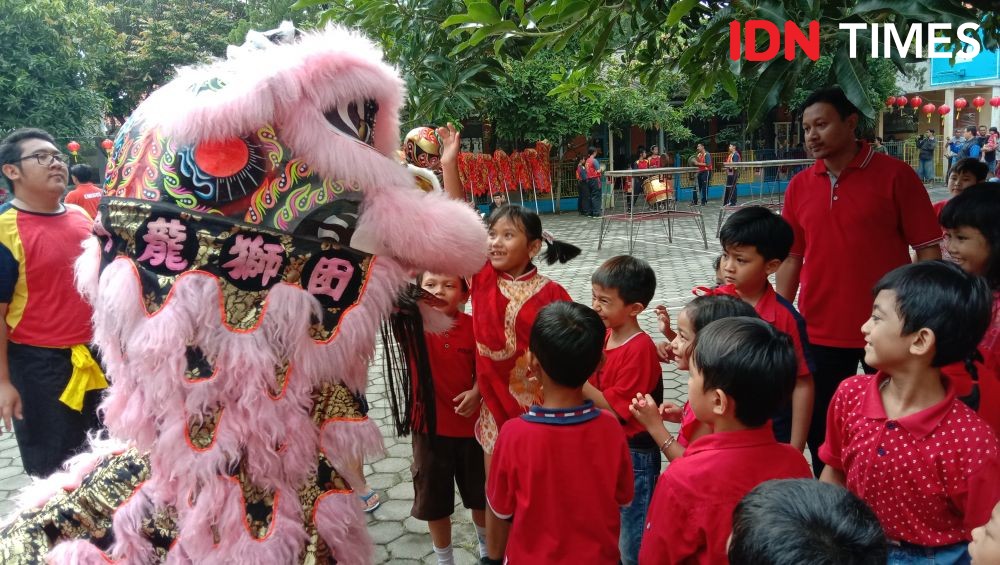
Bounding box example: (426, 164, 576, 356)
(0, 128, 103, 477)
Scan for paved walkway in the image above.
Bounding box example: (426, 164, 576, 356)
(0, 186, 950, 563)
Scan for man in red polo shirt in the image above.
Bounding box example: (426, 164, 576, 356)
(776, 87, 941, 475)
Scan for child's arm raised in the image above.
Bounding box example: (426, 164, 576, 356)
(437, 123, 463, 201)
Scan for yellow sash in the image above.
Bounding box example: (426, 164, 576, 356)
(59, 345, 108, 411)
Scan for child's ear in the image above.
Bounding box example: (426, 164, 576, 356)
(712, 389, 728, 416)
(909, 327, 937, 358)
(764, 258, 783, 276)
(628, 302, 645, 318)
(528, 238, 543, 259)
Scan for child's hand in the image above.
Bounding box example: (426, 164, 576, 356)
(453, 385, 481, 418)
(628, 393, 663, 430)
(655, 305, 677, 340)
(659, 402, 683, 423)
(655, 340, 675, 362)
(437, 122, 460, 165)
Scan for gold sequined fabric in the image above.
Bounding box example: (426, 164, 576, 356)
(0, 382, 368, 563)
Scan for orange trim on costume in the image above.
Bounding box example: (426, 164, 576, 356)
(223, 475, 281, 542)
(266, 361, 293, 400)
(310, 489, 356, 525)
(121, 260, 271, 334)
(184, 408, 224, 453)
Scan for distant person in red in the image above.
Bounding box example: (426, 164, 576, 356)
(65, 164, 102, 219)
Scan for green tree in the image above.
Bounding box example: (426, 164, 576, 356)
(0, 0, 114, 137)
(98, 0, 249, 127)
(485, 52, 602, 147)
(443, 0, 996, 127)
(299, 0, 507, 127)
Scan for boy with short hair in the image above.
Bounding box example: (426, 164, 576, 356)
(820, 261, 1000, 562)
(585, 255, 662, 565)
(638, 317, 812, 564)
(486, 301, 633, 564)
(935, 157, 988, 217)
(716, 206, 814, 451)
(728, 479, 887, 565)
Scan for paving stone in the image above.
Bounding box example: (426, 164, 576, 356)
(371, 499, 413, 522)
(0, 474, 30, 491)
(366, 472, 401, 491)
(371, 456, 409, 474)
(367, 520, 406, 545)
(387, 480, 415, 501)
(385, 442, 413, 458)
(0, 465, 24, 481)
(387, 533, 434, 561)
(402, 515, 430, 534)
(373, 544, 389, 564)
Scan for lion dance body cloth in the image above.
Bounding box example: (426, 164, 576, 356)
(0, 25, 486, 564)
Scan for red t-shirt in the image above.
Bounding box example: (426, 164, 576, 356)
(782, 142, 942, 347)
(471, 262, 571, 429)
(487, 403, 632, 564)
(585, 156, 602, 179)
(639, 426, 811, 564)
(588, 330, 663, 439)
(0, 203, 94, 346)
(64, 182, 103, 219)
(820, 373, 1000, 545)
(715, 283, 812, 378)
(648, 155, 662, 169)
(418, 312, 477, 437)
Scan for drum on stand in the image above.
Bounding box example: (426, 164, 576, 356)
(643, 177, 670, 204)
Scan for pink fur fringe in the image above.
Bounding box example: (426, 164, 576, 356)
(46, 540, 112, 564)
(8, 438, 126, 522)
(418, 301, 455, 335)
(314, 492, 374, 565)
(319, 418, 385, 492)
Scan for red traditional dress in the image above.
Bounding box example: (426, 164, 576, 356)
(470, 262, 571, 453)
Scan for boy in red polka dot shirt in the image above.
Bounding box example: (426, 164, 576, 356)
(820, 261, 1000, 563)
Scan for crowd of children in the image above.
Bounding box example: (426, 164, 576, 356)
(389, 121, 1000, 565)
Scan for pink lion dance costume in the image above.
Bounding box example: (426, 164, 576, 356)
(0, 25, 485, 564)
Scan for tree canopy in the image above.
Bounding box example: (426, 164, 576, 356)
(442, 0, 996, 127)
(0, 0, 113, 137)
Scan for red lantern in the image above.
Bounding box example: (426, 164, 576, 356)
(895, 96, 908, 113)
(954, 97, 968, 111)
(973, 96, 986, 112)
(991, 96, 1000, 109)
(101, 139, 113, 151)
(886, 96, 897, 109)
(910, 96, 923, 114)
(938, 104, 951, 128)
(66, 141, 80, 155)
(922, 103, 936, 123)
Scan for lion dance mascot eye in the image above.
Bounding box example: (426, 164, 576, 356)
(0, 24, 486, 564)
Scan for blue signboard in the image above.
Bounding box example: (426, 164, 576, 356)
(931, 28, 1000, 86)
